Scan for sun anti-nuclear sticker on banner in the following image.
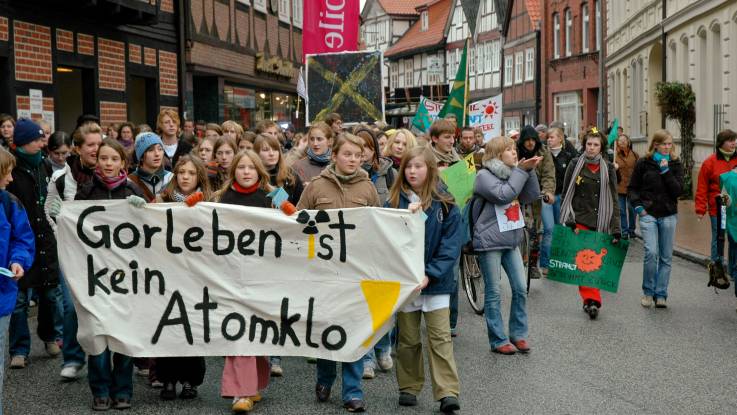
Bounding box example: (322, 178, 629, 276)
(495, 201, 524, 232)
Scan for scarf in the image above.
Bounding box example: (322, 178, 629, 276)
(232, 181, 260, 194)
(559, 154, 613, 233)
(483, 158, 512, 180)
(306, 147, 332, 165)
(430, 145, 460, 166)
(172, 187, 200, 203)
(94, 168, 128, 191)
(328, 163, 360, 183)
(720, 148, 735, 161)
(118, 138, 134, 149)
(549, 146, 562, 157)
(135, 166, 166, 187)
(14, 147, 43, 168)
(390, 156, 401, 169)
(652, 152, 671, 173)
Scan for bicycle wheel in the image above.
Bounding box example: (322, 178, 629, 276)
(460, 252, 485, 315)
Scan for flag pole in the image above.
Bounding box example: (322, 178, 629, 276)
(463, 37, 470, 127)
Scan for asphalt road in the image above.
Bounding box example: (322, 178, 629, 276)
(5, 240, 737, 414)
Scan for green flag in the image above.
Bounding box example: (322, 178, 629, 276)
(411, 97, 432, 132)
(438, 40, 468, 126)
(607, 118, 619, 146)
(439, 153, 477, 210)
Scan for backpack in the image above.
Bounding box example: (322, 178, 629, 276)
(708, 194, 731, 290)
(462, 194, 486, 255)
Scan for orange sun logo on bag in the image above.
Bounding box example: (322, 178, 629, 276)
(575, 248, 607, 273)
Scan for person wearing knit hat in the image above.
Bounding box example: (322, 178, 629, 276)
(6, 117, 64, 370)
(129, 132, 173, 202)
(535, 124, 549, 145)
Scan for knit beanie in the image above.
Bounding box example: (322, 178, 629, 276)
(13, 118, 44, 147)
(135, 132, 164, 160)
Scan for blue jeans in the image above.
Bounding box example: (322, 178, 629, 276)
(478, 248, 528, 348)
(59, 273, 85, 367)
(710, 216, 737, 282)
(362, 331, 392, 369)
(88, 349, 134, 399)
(0, 314, 11, 414)
(9, 284, 63, 357)
(618, 195, 637, 237)
(316, 359, 364, 402)
(540, 195, 562, 268)
(640, 214, 677, 299)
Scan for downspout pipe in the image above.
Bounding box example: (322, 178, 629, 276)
(177, 0, 189, 119)
(661, 0, 667, 128)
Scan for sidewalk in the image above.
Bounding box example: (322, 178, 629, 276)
(672, 200, 710, 265)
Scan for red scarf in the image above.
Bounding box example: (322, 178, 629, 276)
(232, 181, 260, 194)
(94, 167, 128, 191)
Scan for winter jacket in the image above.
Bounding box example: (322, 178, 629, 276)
(562, 157, 621, 235)
(696, 152, 737, 217)
(387, 192, 461, 295)
(366, 157, 396, 206)
(128, 169, 174, 202)
(615, 149, 639, 195)
(550, 141, 579, 195)
(6, 152, 59, 290)
(0, 190, 35, 316)
(217, 187, 272, 208)
(517, 125, 556, 197)
(471, 159, 540, 252)
(45, 155, 95, 231)
(75, 175, 144, 201)
(293, 156, 329, 185)
(296, 167, 380, 210)
(628, 156, 684, 218)
(267, 166, 304, 205)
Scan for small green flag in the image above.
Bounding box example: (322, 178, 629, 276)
(607, 118, 619, 146)
(411, 97, 432, 132)
(439, 153, 477, 210)
(438, 41, 468, 126)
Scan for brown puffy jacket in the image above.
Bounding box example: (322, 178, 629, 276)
(296, 166, 380, 210)
(615, 149, 639, 195)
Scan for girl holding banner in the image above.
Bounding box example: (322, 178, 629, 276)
(387, 145, 462, 413)
(75, 139, 145, 411)
(560, 128, 621, 320)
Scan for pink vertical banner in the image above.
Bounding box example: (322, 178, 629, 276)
(302, 0, 360, 60)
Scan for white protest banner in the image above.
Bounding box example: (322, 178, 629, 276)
(422, 95, 443, 120)
(56, 201, 424, 362)
(468, 94, 503, 142)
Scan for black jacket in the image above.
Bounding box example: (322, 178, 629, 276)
(268, 167, 304, 205)
(627, 156, 684, 218)
(562, 157, 621, 235)
(218, 187, 272, 208)
(7, 155, 58, 289)
(551, 141, 579, 195)
(75, 176, 144, 201)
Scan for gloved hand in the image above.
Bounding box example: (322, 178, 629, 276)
(279, 201, 297, 216)
(127, 195, 147, 208)
(48, 195, 62, 217)
(612, 232, 621, 245)
(185, 192, 204, 207)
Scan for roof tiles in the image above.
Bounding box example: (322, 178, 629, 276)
(377, 0, 429, 16)
(384, 0, 452, 58)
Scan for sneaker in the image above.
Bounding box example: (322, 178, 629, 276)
(232, 397, 253, 412)
(179, 382, 198, 399)
(9, 355, 27, 369)
(45, 341, 61, 357)
(491, 344, 516, 355)
(377, 353, 393, 371)
(270, 363, 283, 377)
(655, 298, 667, 308)
(160, 382, 177, 400)
(343, 398, 366, 412)
(112, 397, 131, 410)
(398, 392, 418, 406)
(315, 384, 331, 402)
(150, 379, 164, 388)
(362, 365, 375, 379)
(60, 363, 85, 380)
(92, 397, 111, 411)
(586, 303, 599, 320)
(439, 396, 460, 413)
(250, 393, 262, 403)
(640, 296, 653, 308)
(135, 368, 149, 377)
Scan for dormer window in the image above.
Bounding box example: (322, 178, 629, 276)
(421, 11, 429, 32)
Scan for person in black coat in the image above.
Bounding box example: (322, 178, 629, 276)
(6, 118, 63, 369)
(627, 130, 683, 308)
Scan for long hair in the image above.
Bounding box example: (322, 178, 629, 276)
(646, 129, 678, 159)
(160, 155, 212, 202)
(382, 128, 417, 158)
(156, 108, 180, 137)
(214, 150, 273, 201)
(388, 145, 454, 210)
(253, 133, 295, 187)
(353, 126, 380, 171)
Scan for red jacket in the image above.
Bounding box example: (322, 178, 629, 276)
(695, 152, 737, 216)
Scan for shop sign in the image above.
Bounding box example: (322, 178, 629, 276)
(256, 53, 296, 78)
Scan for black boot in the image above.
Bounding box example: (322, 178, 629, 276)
(160, 382, 177, 400)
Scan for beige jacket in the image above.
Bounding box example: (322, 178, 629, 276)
(296, 167, 380, 210)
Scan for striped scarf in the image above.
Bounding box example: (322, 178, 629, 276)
(559, 154, 613, 233)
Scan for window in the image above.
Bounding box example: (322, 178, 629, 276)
(292, 0, 303, 28)
(554, 92, 582, 138)
(491, 41, 500, 88)
(565, 9, 572, 56)
(553, 13, 560, 58)
(595, 0, 601, 50)
(278, 0, 290, 23)
(582, 4, 589, 53)
(404, 60, 413, 87)
(469, 46, 476, 75)
(525, 48, 534, 81)
(504, 117, 520, 134)
(421, 11, 429, 32)
(514, 52, 523, 84)
(391, 62, 398, 89)
(504, 55, 513, 86)
(477, 43, 485, 73)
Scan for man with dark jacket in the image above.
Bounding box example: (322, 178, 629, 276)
(6, 118, 63, 369)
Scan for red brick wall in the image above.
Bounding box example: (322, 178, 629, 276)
(158, 50, 178, 96)
(144, 47, 157, 66)
(161, 0, 174, 13)
(0, 16, 8, 42)
(98, 38, 126, 91)
(129, 43, 142, 64)
(16, 96, 54, 121)
(77, 33, 95, 55)
(99, 101, 128, 127)
(14, 21, 52, 84)
(56, 29, 74, 52)
(254, 16, 266, 51)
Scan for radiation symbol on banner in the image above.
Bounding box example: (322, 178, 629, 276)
(296, 210, 330, 259)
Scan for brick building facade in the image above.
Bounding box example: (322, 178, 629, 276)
(184, 0, 303, 127)
(0, 1, 179, 133)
